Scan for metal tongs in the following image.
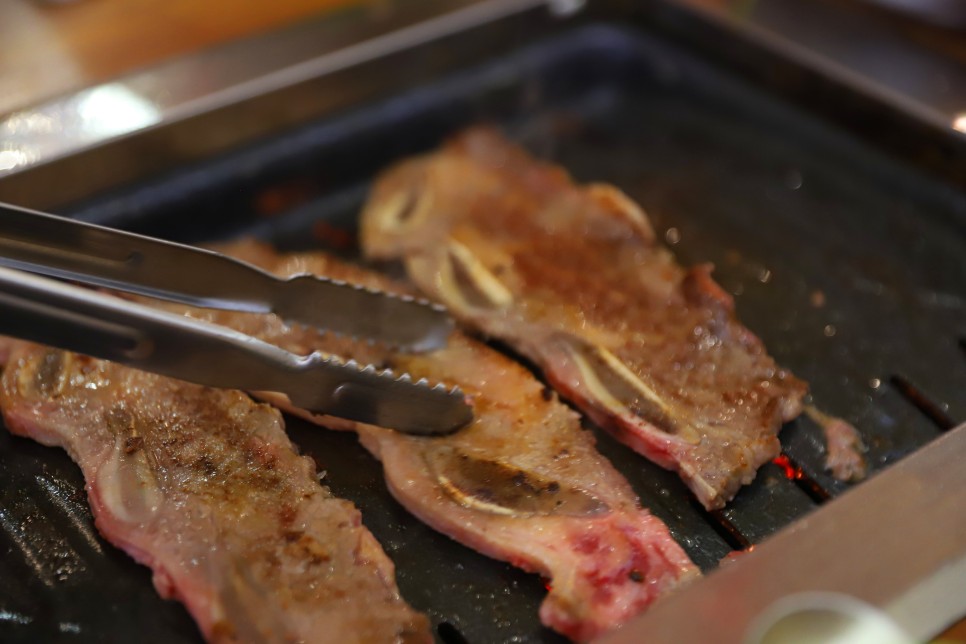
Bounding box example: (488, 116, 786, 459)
(0, 202, 473, 435)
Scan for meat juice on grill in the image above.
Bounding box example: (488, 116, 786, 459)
(0, 343, 431, 644)
(360, 128, 809, 510)
(170, 241, 700, 642)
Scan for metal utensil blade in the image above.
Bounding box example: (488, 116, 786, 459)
(288, 355, 473, 435)
(273, 274, 453, 352)
(0, 202, 453, 352)
(0, 265, 472, 435)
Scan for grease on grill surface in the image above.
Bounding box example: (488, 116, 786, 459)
(31, 350, 70, 398)
(425, 446, 608, 517)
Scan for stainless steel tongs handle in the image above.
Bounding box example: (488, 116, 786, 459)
(0, 202, 451, 352)
(0, 266, 472, 435)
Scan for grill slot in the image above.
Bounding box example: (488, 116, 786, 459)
(772, 453, 832, 505)
(715, 465, 815, 546)
(702, 508, 751, 552)
(437, 622, 470, 644)
(890, 375, 958, 431)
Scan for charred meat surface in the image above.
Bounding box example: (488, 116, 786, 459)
(359, 128, 808, 510)
(172, 241, 699, 642)
(0, 343, 431, 644)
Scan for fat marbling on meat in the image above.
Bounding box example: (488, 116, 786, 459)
(359, 128, 809, 510)
(0, 343, 430, 643)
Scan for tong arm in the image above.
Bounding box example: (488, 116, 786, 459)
(0, 202, 452, 351)
(0, 266, 471, 435)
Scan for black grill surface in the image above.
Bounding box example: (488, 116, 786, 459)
(1, 23, 964, 644)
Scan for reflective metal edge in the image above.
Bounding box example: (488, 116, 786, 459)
(4, 0, 966, 208)
(597, 422, 966, 644)
(0, 0, 576, 209)
(669, 0, 966, 137)
(628, 0, 966, 189)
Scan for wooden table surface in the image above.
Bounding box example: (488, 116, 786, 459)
(0, 0, 361, 116)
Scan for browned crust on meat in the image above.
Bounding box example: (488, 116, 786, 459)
(360, 127, 808, 509)
(174, 242, 700, 641)
(0, 342, 431, 643)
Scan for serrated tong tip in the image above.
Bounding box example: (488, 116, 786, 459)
(308, 352, 471, 435)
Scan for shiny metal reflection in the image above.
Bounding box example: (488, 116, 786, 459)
(0, 84, 161, 177)
(0, 0, 552, 199)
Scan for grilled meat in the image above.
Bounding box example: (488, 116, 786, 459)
(360, 127, 808, 510)
(0, 343, 431, 644)
(173, 241, 699, 642)
(804, 406, 867, 482)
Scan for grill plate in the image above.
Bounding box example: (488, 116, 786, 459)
(1, 20, 964, 644)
